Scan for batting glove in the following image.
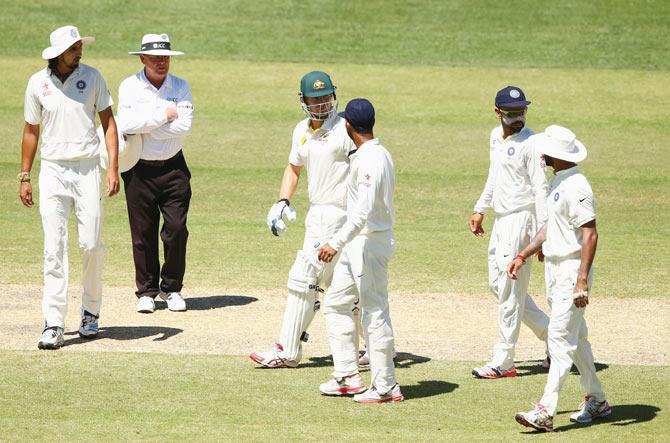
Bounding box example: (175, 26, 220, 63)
(267, 199, 297, 236)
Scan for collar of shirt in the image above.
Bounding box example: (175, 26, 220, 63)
(48, 65, 81, 84)
(554, 165, 580, 179)
(139, 69, 173, 91)
(349, 138, 379, 159)
(308, 113, 338, 134)
(495, 125, 531, 144)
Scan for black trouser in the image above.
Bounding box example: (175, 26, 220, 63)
(121, 151, 191, 298)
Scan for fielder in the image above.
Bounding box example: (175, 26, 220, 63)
(318, 98, 403, 404)
(470, 86, 550, 379)
(250, 71, 354, 368)
(511, 125, 610, 431)
(20, 25, 119, 349)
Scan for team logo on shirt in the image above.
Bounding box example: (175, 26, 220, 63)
(507, 147, 515, 156)
(553, 192, 560, 201)
(76, 80, 86, 91)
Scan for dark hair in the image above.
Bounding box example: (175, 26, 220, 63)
(352, 125, 373, 135)
(48, 57, 58, 71)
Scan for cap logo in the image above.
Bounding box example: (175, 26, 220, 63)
(509, 89, 521, 99)
(161, 34, 168, 40)
(313, 80, 326, 90)
(70, 29, 78, 38)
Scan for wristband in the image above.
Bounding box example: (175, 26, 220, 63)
(278, 198, 290, 206)
(514, 254, 526, 263)
(573, 290, 588, 299)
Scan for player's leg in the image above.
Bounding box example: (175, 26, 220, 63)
(74, 159, 104, 323)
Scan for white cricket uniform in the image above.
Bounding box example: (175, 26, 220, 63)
(473, 125, 551, 369)
(324, 138, 397, 394)
(24, 64, 113, 327)
(117, 70, 193, 158)
(539, 166, 606, 415)
(277, 114, 353, 361)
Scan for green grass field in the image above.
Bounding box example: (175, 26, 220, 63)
(0, 1, 668, 440)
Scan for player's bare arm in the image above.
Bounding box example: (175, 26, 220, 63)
(98, 107, 120, 197)
(573, 220, 597, 308)
(507, 224, 548, 279)
(19, 122, 40, 208)
(279, 163, 302, 200)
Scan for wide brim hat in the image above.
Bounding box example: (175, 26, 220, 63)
(129, 33, 184, 56)
(97, 123, 142, 172)
(531, 125, 587, 163)
(42, 25, 94, 60)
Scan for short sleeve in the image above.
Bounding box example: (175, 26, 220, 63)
(570, 188, 596, 227)
(288, 131, 305, 166)
(95, 71, 113, 111)
(24, 79, 42, 125)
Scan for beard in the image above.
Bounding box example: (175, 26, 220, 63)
(501, 115, 525, 134)
(544, 155, 555, 168)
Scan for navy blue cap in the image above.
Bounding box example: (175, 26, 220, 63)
(339, 98, 375, 130)
(495, 86, 531, 109)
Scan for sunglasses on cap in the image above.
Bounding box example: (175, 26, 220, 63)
(497, 108, 527, 118)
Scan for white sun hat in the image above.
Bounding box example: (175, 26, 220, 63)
(42, 25, 95, 60)
(97, 122, 142, 172)
(531, 125, 587, 163)
(128, 33, 184, 56)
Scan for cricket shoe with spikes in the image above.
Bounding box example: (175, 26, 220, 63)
(319, 373, 366, 396)
(472, 364, 517, 379)
(249, 343, 299, 368)
(515, 403, 554, 431)
(570, 395, 612, 423)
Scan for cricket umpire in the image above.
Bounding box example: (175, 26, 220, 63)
(20, 25, 119, 349)
(118, 33, 193, 313)
(318, 99, 403, 403)
(510, 125, 610, 431)
(470, 86, 550, 378)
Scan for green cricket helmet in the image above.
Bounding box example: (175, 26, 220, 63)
(299, 71, 338, 121)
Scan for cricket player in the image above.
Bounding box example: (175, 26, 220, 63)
(510, 125, 610, 431)
(318, 98, 403, 404)
(118, 33, 193, 314)
(20, 25, 119, 349)
(470, 86, 550, 378)
(250, 71, 354, 368)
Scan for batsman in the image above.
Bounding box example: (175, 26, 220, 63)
(250, 71, 354, 368)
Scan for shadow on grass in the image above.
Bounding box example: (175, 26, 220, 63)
(64, 326, 183, 345)
(404, 380, 459, 400)
(152, 294, 258, 311)
(553, 404, 661, 432)
(295, 351, 432, 370)
(515, 360, 609, 378)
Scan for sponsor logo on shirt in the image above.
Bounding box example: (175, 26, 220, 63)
(42, 82, 51, 97)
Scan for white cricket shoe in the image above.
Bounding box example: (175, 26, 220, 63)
(570, 395, 612, 423)
(319, 373, 366, 396)
(79, 309, 99, 338)
(515, 403, 554, 431)
(160, 291, 187, 311)
(249, 343, 299, 368)
(136, 296, 155, 313)
(38, 326, 64, 350)
(353, 384, 404, 403)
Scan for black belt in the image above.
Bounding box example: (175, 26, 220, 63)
(137, 150, 184, 167)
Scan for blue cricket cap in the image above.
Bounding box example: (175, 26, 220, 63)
(495, 86, 531, 109)
(339, 98, 375, 130)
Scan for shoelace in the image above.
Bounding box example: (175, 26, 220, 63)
(584, 397, 603, 415)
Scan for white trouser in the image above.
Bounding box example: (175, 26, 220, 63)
(278, 204, 346, 361)
(540, 256, 605, 416)
(39, 158, 104, 328)
(324, 230, 396, 394)
(488, 209, 549, 369)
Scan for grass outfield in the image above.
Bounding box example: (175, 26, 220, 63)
(0, 351, 667, 441)
(0, 58, 668, 297)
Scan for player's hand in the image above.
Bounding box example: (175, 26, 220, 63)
(166, 107, 178, 123)
(537, 250, 545, 262)
(318, 244, 337, 263)
(106, 169, 120, 197)
(267, 199, 297, 236)
(507, 256, 525, 280)
(19, 182, 33, 208)
(469, 213, 485, 237)
(573, 279, 589, 308)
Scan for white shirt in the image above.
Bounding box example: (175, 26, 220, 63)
(329, 139, 395, 251)
(117, 70, 193, 160)
(289, 114, 353, 209)
(24, 64, 113, 161)
(542, 166, 596, 259)
(474, 125, 548, 224)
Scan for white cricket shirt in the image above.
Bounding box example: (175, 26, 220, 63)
(117, 70, 193, 160)
(542, 166, 596, 259)
(24, 64, 113, 161)
(474, 125, 548, 224)
(289, 114, 353, 209)
(329, 139, 395, 251)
